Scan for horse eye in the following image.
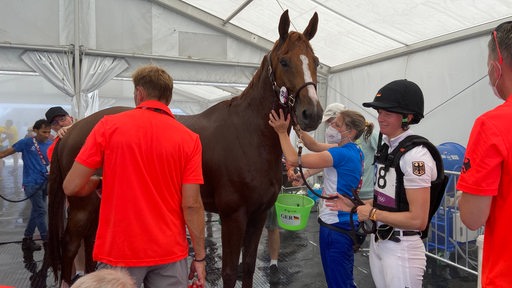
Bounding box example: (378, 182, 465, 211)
(314, 56, 320, 67)
(279, 59, 289, 68)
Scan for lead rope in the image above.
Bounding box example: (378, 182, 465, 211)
(294, 133, 337, 200)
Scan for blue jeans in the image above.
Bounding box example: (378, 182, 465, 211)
(23, 183, 48, 241)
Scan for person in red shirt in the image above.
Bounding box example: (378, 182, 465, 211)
(63, 65, 206, 288)
(457, 21, 512, 287)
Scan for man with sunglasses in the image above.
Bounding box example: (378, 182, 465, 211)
(457, 21, 512, 287)
(45, 106, 74, 161)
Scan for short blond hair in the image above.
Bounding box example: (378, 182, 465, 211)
(71, 269, 136, 288)
(132, 65, 174, 105)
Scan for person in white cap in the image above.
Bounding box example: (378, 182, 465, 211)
(288, 102, 379, 202)
(289, 103, 347, 184)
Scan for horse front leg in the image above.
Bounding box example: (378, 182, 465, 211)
(241, 210, 267, 288)
(220, 211, 247, 288)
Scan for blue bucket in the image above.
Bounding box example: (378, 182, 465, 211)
(307, 188, 321, 203)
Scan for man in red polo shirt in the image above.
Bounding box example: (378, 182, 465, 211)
(63, 65, 206, 287)
(457, 21, 512, 287)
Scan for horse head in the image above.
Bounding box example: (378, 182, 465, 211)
(268, 10, 323, 132)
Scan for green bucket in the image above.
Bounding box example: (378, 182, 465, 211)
(275, 194, 315, 231)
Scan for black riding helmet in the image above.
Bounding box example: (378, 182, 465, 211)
(362, 79, 424, 124)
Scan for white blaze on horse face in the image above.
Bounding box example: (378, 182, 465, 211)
(300, 54, 319, 102)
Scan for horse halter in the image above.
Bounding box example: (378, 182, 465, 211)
(266, 52, 317, 125)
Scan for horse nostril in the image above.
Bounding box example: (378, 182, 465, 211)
(298, 106, 322, 131)
(301, 109, 310, 123)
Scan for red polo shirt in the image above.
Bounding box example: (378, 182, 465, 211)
(457, 96, 512, 287)
(75, 101, 203, 266)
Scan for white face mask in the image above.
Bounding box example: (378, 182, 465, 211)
(488, 62, 503, 99)
(325, 125, 342, 144)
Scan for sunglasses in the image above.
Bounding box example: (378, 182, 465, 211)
(492, 21, 512, 65)
(51, 116, 67, 126)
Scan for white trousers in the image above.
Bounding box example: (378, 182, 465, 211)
(369, 234, 426, 288)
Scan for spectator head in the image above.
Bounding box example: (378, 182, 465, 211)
(45, 106, 73, 131)
(71, 269, 136, 288)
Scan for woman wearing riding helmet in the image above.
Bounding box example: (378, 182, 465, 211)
(326, 79, 437, 288)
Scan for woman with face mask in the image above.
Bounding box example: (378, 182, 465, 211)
(289, 103, 345, 184)
(269, 107, 374, 288)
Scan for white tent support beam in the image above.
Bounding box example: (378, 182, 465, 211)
(82, 48, 260, 69)
(74, 0, 81, 116)
(0, 43, 71, 53)
(151, 0, 273, 51)
(312, 0, 407, 46)
(223, 0, 253, 24)
(83, 48, 260, 85)
(330, 17, 512, 73)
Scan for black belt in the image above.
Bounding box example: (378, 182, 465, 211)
(375, 229, 421, 243)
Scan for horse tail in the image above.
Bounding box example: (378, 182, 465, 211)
(47, 139, 66, 282)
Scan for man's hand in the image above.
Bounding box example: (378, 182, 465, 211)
(57, 125, 72, 138)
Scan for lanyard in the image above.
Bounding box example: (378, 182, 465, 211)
(138, 106, 172, 117)
(32, 137, 48, 166)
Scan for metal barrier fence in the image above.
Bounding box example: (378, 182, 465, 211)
(425, 170, 484, 276)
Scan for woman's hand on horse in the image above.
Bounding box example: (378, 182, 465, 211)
(268, 109, 290, 134)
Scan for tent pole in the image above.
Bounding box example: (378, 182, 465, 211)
(74, 0, 81, 119)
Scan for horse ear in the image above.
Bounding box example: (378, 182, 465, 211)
(278, 10, 290, 42)
(303, 12, 318, 40)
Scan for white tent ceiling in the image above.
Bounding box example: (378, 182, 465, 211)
(177, 0, 512, 70)
(0, 0, 511, 144)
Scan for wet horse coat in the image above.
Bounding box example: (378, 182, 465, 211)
(47, 10, 322, 288)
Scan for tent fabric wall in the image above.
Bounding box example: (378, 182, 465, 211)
(0, 0, 271, 119)
(21, 51, 75, 96)
(22, 52, 129, 118)
(326, 34, 502, 146)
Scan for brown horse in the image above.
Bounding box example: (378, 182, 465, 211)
(46, 10, 322, 288)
